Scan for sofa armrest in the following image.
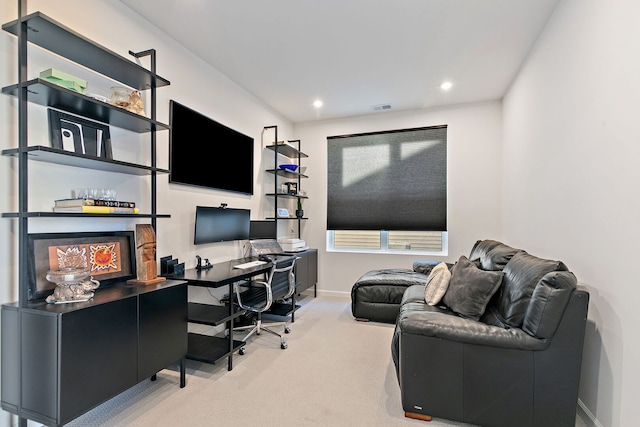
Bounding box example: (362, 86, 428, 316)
(397, 307, 549, 351)
(413, 260, 453, 274)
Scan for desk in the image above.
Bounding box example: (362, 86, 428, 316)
(166, 255, 295, 371)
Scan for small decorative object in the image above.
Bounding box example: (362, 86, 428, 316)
(48, 109, 113, 159)
(28, 231, 136, 301)
(277, 208, 290, 218)
(39, 68, 87, 94)
(127, 224, 166, 285)
(286, 182, 298, 195)
(109, 86, 145, 115)
(279, 164, 298, 172)
(296, 199, 304, 218)
(45, 267, 100, 304)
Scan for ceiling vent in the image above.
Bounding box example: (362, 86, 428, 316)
(371, 103, 392, 111)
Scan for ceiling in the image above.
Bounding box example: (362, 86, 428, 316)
(119, 0, 561, 124)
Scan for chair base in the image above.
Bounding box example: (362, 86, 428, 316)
(233, 318, 290, 352)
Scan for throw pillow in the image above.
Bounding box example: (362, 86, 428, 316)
(442, 255, 504, 320)
(424, 262, 451, 305)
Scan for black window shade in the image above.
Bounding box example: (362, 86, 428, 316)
(327, 125, 447, 231)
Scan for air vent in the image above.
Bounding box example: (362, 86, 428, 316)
(371, 103, 392, 111)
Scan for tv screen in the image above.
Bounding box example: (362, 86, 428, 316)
(170, 100, 254, 195)
(249, 220, 277, 240)
(194, 206, 250, 244)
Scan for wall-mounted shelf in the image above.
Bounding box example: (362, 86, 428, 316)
(265, 169, 308, 179)
(2, 146, 170, 175)
(1, 212, 170, 219)
(265, 193, 308, 199)
(2, 12, 170, 90)
(266, 142, 308, 159)
(1, 80, 169, 133)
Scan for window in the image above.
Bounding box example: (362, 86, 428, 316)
(326, 126, 447, 254)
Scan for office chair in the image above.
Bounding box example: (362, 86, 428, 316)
(233, 256, 297, 353)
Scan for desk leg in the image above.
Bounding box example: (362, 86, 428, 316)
(180, 357, 186, 387)
(227, 282, 234, 371)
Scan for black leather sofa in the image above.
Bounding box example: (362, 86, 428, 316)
(390, 240, 589, 427)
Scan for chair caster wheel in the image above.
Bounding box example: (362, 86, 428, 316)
(281, 342, 288, 349)
(239, 347, 246, 355)
(284, 326, 291, 334)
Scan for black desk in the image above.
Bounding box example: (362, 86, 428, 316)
(166, 255, 295, 370)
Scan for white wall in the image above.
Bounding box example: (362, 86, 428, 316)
(502, 0, 640, 425)
(0, 1, 292, 426)
(294, 101, 503, 294)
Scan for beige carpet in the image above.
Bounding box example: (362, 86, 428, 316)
(66, 294, 584, 427)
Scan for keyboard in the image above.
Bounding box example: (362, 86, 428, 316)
(233, 260, 267, 270)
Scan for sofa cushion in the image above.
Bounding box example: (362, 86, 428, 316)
(493, 251, 569, 328)
(424, 262, 451, 305)
(442, 256, 504, 320)
(413, 260, 441, 275)
(469, 239, 522, 271)
(522, 270, 577, 338)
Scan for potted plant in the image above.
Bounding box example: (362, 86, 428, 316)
(295, 198, 304, 218)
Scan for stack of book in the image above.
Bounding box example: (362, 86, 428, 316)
(53, 198, 138, 214)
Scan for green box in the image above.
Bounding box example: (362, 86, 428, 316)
(39, 68, 87, 94)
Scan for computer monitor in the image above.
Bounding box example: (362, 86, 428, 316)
(249, 220, 277, 240)
(194, 206, 250, 245)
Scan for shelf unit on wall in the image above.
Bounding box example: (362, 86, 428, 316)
(263, 125, 308, 238)
(1, 4, 185, 426)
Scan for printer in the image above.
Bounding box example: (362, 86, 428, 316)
(277, 238, 308, 253)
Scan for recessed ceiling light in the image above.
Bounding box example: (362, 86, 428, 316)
(440, 81, 453, 91)
(313, 99, 323, 108)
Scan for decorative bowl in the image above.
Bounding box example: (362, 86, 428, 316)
(46, 267, 90, 285)
(279, 164, 298, 172)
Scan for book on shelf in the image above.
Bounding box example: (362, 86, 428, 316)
(52, 206, 139, 214)
(54, 198, 136, 208)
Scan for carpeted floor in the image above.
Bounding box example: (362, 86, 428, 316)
(65, 294, 585, 427)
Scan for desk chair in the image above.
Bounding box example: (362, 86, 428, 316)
(233, 257, 297, 353)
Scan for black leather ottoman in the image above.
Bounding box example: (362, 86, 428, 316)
(350, 269, 428, 323)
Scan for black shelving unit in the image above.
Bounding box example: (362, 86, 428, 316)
(1, 3, 179, 426)
(263, 126, 309, 234)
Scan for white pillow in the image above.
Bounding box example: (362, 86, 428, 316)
(424, 262, 451, 306)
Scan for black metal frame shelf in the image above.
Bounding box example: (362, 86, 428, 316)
(265, 193, 308, 199)
(2, 146, 170, 175)
(1, 80, 169, 133)
(265, 169, 308, 179)
(1, 212, 170, 219)
(266, 141, 308, 159)
(264, 127, 308, 239)
(2, 4, 174, 425)
(2, 12, 170, 90)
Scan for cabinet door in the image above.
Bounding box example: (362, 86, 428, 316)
(294, 250, 317, 294)
(294, 252, 309, 293)
(138, 284, 188, 380)
(59, 297, 138, 424)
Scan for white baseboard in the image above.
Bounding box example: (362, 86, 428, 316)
(578, 398, 603, 427)
(316, 289, 350, 299)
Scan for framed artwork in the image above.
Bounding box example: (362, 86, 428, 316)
(48, 109, 113, 159)
(27, 231, 135, 301)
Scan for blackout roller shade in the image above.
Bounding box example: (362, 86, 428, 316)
(327, 125, 447, 231)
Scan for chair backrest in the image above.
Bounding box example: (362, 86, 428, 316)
(234, 256, 297, 313)
(269, 256, 297, 301)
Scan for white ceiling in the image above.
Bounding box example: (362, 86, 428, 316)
(119, 0, 561, 124)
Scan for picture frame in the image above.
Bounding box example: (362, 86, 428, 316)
(27, 231, 136, 301)
(48, 109, 113, 159)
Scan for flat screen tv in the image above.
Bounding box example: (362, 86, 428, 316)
(194, 206, 250, 244)
(170, 100, 254, 195)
